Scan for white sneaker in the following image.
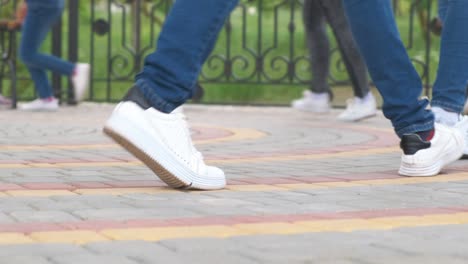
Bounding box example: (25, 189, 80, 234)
(72, 63, 90, 102)
(103, 95, 226, 190)
(433, 106, 468, 157)
(399, 123, 464, 177)
(337, 93, 377, 122)
(455, 116, 468, 158)
(291, 91, 330, 113)
(19, 98, 59, 111)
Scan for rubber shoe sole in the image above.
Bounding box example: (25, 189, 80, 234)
(103, 126, 189, 188)
(337, 112, 377, 122)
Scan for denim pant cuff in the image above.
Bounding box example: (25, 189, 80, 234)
(431, 100, 464, 114)
(396, 120, 434, 138)
(135, 79, 179, 113)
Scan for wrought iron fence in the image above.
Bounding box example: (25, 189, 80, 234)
(1, 0, 436, 103)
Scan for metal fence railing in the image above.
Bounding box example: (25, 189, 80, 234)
(1, 0, 436, 103)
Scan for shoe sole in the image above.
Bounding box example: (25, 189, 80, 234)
(399, 132, 464, 177)
(103, 110, 225, 190)
(337, 113, 377, 122)
(103, 126, 188, 189)
(292, 106, 330, 113)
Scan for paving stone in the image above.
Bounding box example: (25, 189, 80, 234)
(50, 254, 140, 264)
(28, 200, 92, 211)
(3, 256, 52, 264)
(0, 212, 15, 223)
(0, 199, 35, 213)
(10, 210, 81, 223)
(72, 207, 202, 221)
(85, 241, 177, 258)
(0, 244, 91, 257)
(139, 251, 260, 264)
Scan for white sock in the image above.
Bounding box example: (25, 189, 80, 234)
(432, 106, 460, 127)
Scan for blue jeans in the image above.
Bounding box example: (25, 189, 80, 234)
(439, 0, 448, 22)
(135, 0, 239, 113)
(343, 0, 468, 137)
(20, 0, 75, 99)
(432, 0, 468, 112)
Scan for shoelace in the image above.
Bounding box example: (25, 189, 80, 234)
(174, 112, 204, 163)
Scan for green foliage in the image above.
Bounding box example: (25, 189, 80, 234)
(0, 2, 15, 18)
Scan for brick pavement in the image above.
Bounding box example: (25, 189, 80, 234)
(1, 103, 468, 263)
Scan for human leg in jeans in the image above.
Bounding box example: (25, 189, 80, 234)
(18, 0, 89, 111)
(293, 0, 376, 121)
(104, 0, 239, 190)
(343, 0, 465, 176)
(436, 0, 468, 116)
(430, 0, 468, 156)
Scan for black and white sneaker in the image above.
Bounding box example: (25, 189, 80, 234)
(399, 124, 464, 176)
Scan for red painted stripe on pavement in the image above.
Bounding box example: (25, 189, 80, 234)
(1, 206, 467, 234)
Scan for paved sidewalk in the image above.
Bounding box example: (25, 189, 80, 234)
(1, 103, 468, 264)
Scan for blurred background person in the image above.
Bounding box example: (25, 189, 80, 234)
(15, 0, 90, 111)
(292, 0, 377, 122)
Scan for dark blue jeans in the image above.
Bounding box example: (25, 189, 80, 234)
(343, 0, 468, 137)
(20, 0, 75, 99)
(135, 0, 239, 113)
(432, 0, 468, 112)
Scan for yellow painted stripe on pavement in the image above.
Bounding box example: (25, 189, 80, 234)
(194, 126, 267, 145)
(29, 231, 109, 245)
(0, 127, 266, 152)
(0, 146, 400, 169)
(2, 212, 468, 245)
(0, 233, 35, 245)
